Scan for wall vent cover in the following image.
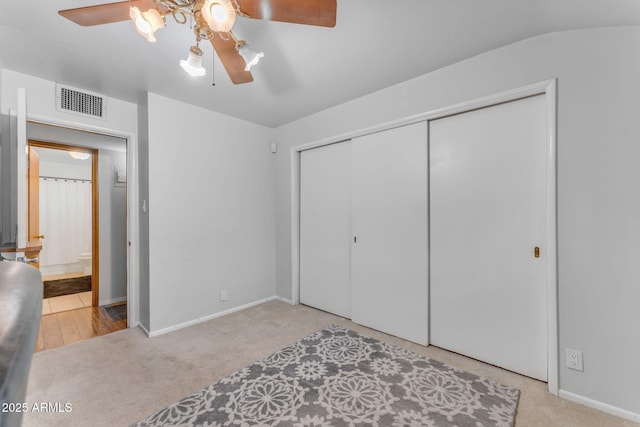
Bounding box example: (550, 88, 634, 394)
(55, 84, 107, 120)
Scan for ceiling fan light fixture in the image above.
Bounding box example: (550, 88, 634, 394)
(180, 46, 207, 77)
(202, 0, 236, 32)
(59, 0, 337, 84)
(68, 151, 91, 160)
(237, 41, 264, 71)
(130, 6, 164, 42)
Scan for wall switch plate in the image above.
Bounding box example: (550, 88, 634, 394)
(220, 289, 228, 302)
(566, 348, 583, 371)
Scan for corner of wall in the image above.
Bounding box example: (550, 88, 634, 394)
(136, 92, 150, 331)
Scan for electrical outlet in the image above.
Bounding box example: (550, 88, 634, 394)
(566, 348, 583, 371)
(220, 289, 228, 302)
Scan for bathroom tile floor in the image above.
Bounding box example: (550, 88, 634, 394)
(42, 272, 92, 315)
(42, 291, 93, 315)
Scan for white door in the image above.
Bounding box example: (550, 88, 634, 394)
(16, 88, 28, 250)
(429, 95, 548, 381)
(351, 122, 428, 345)
(300, 141, 351, 318)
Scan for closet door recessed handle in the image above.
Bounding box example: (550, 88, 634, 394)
(534, 246, 540, 258)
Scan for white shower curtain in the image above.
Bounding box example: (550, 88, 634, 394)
(39, 178, 92, 268)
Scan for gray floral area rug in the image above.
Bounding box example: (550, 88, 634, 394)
(133, 325, 519, 426)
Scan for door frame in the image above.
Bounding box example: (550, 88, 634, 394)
(29, 140, 100, 306)
(290, 79, 558, 394)
(25, 114, 138, 328)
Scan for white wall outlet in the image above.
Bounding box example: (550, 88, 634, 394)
(220, 289, 228, 302)
(566, 348, 584, 371)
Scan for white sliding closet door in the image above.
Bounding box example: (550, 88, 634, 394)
(351, 122, 428, 345)
(300, 142, 351, 318)
(430, 95, 548, 381)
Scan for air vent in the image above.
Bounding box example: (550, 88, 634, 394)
(55, 84, 107, 120)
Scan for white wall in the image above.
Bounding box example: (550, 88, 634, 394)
(137, 94, 150, 330)
(274, 27, 640, 417)
(145, 93, 275, 332)
(98, 149, 127, 305)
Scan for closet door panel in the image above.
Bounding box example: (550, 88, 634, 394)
(299, 142, 351, 318)
(429, 95, 548, 381)
(351, 122, 428, 344)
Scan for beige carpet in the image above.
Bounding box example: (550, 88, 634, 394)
(24, 301, 637, 427)
(133, 324, 521, 426)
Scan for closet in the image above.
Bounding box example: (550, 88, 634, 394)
(299, 92, 551, 381)
(300, 122, 428, 344)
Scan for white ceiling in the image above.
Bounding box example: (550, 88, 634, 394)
(1, 1, 639, 127)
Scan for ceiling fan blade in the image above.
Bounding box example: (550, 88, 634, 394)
(59, 0, 162, 26)
(237, 0, 336, 27)
(210, 35, 254, 85)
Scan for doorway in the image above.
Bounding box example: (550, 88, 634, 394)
(28, 141, 99, 310)
(12, 87, 137, 341)
(27, 129, 130, 351)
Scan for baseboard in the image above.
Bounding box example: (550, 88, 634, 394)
(146, 296, 285, 338)
(40, 262, 84, 277)
(137, 322, 151, 337)
(99, 296, 126, 306)
(559, 389, 640, 423)
(273, 296, 294, 305)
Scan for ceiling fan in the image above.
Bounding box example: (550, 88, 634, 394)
(58, 0, 337, 83)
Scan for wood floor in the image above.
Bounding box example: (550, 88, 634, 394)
(35, 305, 127, 352)
(36, 271, 127, 352)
